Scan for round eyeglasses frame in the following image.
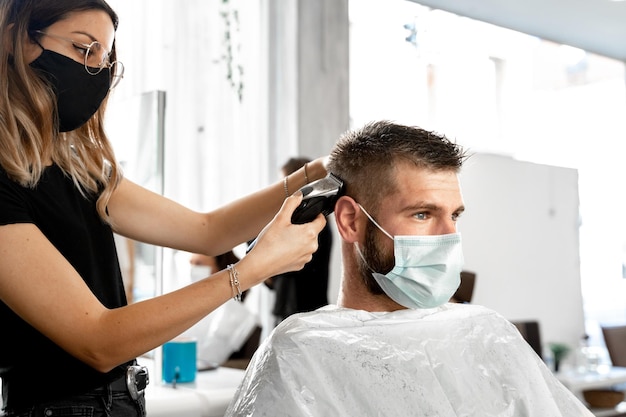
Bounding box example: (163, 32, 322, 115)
(34, 30, 125, 89)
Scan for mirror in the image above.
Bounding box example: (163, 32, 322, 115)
(106, 90, 166, 303)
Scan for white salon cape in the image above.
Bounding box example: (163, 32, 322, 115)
(225, 303, 593, 417)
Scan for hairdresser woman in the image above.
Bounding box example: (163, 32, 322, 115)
(0, 1, 327, 416)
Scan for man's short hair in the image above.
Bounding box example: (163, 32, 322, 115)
(327, 120, 466, 211)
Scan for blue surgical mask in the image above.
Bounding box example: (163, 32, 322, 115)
(357, 204, 464, 309)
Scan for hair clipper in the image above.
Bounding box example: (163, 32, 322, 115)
(291, 173, 345, 224)
(246, 173, 344, 253)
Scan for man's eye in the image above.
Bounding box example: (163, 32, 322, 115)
(414, 212, 428, 220)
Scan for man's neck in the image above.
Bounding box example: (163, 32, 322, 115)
(337, 272, 405, 312)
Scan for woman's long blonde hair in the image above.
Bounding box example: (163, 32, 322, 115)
(0, 0, 122, 223)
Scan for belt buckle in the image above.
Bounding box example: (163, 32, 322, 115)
(125, 365, 149, 400)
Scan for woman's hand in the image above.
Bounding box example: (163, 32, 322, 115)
(240, 192, 327, 285)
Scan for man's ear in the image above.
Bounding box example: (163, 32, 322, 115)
(334, 196, 363, 243)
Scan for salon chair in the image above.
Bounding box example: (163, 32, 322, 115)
(602, 325, 626, 367)
(451, 271, 476, 303)
(511, 320, 543, 359)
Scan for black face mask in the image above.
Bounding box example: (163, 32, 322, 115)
(30, 49, 110, 132)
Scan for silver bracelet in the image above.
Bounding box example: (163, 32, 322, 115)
(227, 264, 242, 301)
(283, 176, 290, 197)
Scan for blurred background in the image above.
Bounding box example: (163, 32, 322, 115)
(104, 0, 626, 366)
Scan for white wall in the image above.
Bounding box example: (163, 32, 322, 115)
(459, 153, 584, 351)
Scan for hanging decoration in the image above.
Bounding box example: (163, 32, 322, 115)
(218, 0, 244, 102)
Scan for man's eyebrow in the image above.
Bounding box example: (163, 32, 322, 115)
(407, 202, 442, 211)
(405, 203, 465, 213)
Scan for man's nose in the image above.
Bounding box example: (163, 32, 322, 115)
(437, 219, 457, 235)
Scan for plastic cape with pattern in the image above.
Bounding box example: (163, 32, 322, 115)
(225, 303, 593, 417)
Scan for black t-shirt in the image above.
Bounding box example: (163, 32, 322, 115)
(271, 222, 333, 322)
(0, 164, 131, 410)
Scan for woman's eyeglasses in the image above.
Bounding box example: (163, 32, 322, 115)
(35, 31, 125, 89)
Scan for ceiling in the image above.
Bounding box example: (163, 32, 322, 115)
(409, 0, 626, 62)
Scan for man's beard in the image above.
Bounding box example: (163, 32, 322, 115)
(356, 220, 395, 295)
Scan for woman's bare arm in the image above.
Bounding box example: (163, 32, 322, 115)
(0, 193, 325, 373)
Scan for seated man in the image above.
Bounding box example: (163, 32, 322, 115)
(225, 121, 592, 417)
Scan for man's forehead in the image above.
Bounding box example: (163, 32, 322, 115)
(392, 165, 460, 190)
(384, 168, 463, 208)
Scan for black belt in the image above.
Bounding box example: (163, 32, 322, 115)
(2, 364, 150, 412)
(105, 364, 149, 400)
